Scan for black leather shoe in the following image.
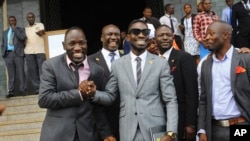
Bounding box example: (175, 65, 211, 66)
(20, 91, 28, 96)
(6, 94, 14, 98)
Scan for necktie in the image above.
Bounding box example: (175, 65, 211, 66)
(109, 52, 116, 63)
(71, 63, 83, 83)
(169, 15, 175, 33)
(9, 31, 14, 46)
(229, 6, 232, 25)
(135, 57, 141, 85)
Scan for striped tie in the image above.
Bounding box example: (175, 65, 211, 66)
(135, 57, 141, 85)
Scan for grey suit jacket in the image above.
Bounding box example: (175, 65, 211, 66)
(1, 27, 26, 57)
(39, 54, 111, 141)
(93, 52, 178, 141)
(198, 49, 250, 141)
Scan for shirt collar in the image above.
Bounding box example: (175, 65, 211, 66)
(161, 47, 173, 60)
(130, 50, 147, 62)
(212, 46, 234, 62)
(66, 54, 87, 69)
(101, 48, 120, 57)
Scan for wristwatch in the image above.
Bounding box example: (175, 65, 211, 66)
(167, 131, 177, 140)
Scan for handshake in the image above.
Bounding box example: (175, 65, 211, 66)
(78, 80, 97, 99)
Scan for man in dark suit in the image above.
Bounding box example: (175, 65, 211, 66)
(198, 21, 250, 141)
(154, 25, 199, 141)
(38, 27, 115, 141)
(88, 24, 122, 140)
(232, 0, 250, 48)
(1, 16, 27, 98)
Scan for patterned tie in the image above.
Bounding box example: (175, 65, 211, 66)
(109, 52, 116, 63)
(135, 57, 141, 85)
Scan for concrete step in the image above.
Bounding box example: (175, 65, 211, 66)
(0, 118, 43, 132)
(0, 95, 45, 141)
(0, 128, 41, 141)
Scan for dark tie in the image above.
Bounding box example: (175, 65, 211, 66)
(135, 57, 141, 85)
(71, 63, 83, 83)
(229, 6, 232, 25)
(169, 15, 175, 33)
(109, 52, 116, 63)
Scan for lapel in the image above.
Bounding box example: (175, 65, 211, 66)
(123, 55, 137, 90)
(168, 48, 178, 69)
(230, 49, 240, 94)
(94, 51, 110, 74)
(136, 53, 155, 93)
(62, 54, 79, 87)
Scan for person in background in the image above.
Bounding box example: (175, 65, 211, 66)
(159, 3, 184, 50)
(1, 16, 27, 98)
(232, 0, 250, 48)
(24, 12, 46, 94)
(88, 24, 122, 140)
(181, 3, 200, 65)
(80, 19, 178, 141)
(197, 2, 203, 13)
(197, 21, 250, 141)
(38, 26, 116, 141)
(0, 103, 6, 116)
(154, 25, 199, 141)
(221, 0, 234, 25)
(193, 0, 219, 60)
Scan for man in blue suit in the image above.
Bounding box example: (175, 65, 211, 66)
(1, 16, 27, 98)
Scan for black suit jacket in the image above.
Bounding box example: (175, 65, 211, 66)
(168, 48, 199, 140)
(232, 1, 250, 37)
(39, 54, 112, 141)
(88, 50, 122, 140)
(180, 14, 196, 37)
(1, 26, 26, 57)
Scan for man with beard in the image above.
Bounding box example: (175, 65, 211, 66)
(88, 24, 122, 140)
(153, 25, 198, 141)
(38, 27, 115, 141)
(79, 19, 178, 141)
(197, 21, 250, 141)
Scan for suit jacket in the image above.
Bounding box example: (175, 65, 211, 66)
(93, 52, 178, 141)
(39, 54, 111, 141)
(180, 14, 196, 37)
(198, 49, 250, 141)
(168, 49, 199, 140)
(88, 50, 122, 140)
(232, 1, 250, 37)
(1, 27, 26, 57)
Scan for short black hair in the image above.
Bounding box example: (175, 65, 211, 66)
(127, 19, 148, 33)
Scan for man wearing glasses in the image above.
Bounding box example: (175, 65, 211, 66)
(79, 19, 178, 141)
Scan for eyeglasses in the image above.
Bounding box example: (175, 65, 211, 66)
(128, 28, 151, 36)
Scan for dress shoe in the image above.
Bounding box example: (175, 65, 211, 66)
(20, 91, 28, 96)
(6, 94, 14, 98)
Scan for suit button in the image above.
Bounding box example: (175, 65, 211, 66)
(136, 96, 139, 99)
(135, 112, 137, 115)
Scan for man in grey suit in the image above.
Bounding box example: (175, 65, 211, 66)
(80, 19, 178, 141)
(198, 21, 250, 141)
(38, 27, 116, 141)
(1, 16, 27, 98)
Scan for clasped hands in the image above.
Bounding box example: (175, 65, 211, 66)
(79, 80, 96, 99)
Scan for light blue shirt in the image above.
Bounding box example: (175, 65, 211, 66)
(7, 27, 14, 50)
(211, 46, 241, 120)
(221, 6, 232, 25)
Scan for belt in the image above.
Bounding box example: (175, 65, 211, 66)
(212, 116, 246, 127)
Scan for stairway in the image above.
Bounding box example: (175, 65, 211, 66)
(0, 95, 46, 141)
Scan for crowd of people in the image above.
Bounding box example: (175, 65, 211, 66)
(1, 0, 250, 141)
